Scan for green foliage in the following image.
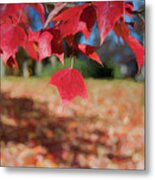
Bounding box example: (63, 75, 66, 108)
(41, 57, 122, 78)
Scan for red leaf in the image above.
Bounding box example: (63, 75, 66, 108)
(92, 1, 124, 45)
(24, 28, 64, 63)
(6, 56, 18, 68)
(114, 19, 144, 72)
(27, 28, 40, 42)
(125, 2, 134, 16)
(127, 36, 144, 72)
(0, 3, 45, 26)
(53, 3, 95, 39)
(22, 29, 39, 60)
(24, 42, 38, 60)
(50, 29, 64, 64)
(65, 35, 101, 64)
(0, 4, 26, 24)
(49, 68, 88, 105)
(78, 44, 102, 64)
(38, 31, 53, 61)
(0, 23, 26, 65)
(80, 4, 97, 39)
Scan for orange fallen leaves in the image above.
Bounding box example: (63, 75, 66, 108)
(1, 78, 144, 169)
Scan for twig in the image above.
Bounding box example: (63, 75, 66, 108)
(70, 56, 74, 68)
(43, 2, 67, 28)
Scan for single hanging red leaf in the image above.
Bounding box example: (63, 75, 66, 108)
(114, 18, 144, 72)
(49, 68, 88, 105)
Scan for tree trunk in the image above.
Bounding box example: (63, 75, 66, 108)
(35, 62, 42, 76)
(0, 59, 5, 77)
(22, 60, 29, 78)
(50, 56, 57, 67)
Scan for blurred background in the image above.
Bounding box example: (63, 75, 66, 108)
(1, 0, 144, 169)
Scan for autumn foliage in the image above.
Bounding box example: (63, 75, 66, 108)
(0, 2, 144, 105)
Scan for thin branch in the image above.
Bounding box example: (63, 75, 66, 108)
(43, 2, 67, 28)
(70, 56, 74, 68)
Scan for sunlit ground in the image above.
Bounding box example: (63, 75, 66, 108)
(0, 77, 144, 169)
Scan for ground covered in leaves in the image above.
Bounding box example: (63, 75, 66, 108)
(0, 77, 144, 169)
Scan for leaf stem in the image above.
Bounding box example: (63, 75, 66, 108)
(70, 56, 74, 68)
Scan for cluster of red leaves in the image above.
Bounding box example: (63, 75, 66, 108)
(0, 2, 144, 105)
